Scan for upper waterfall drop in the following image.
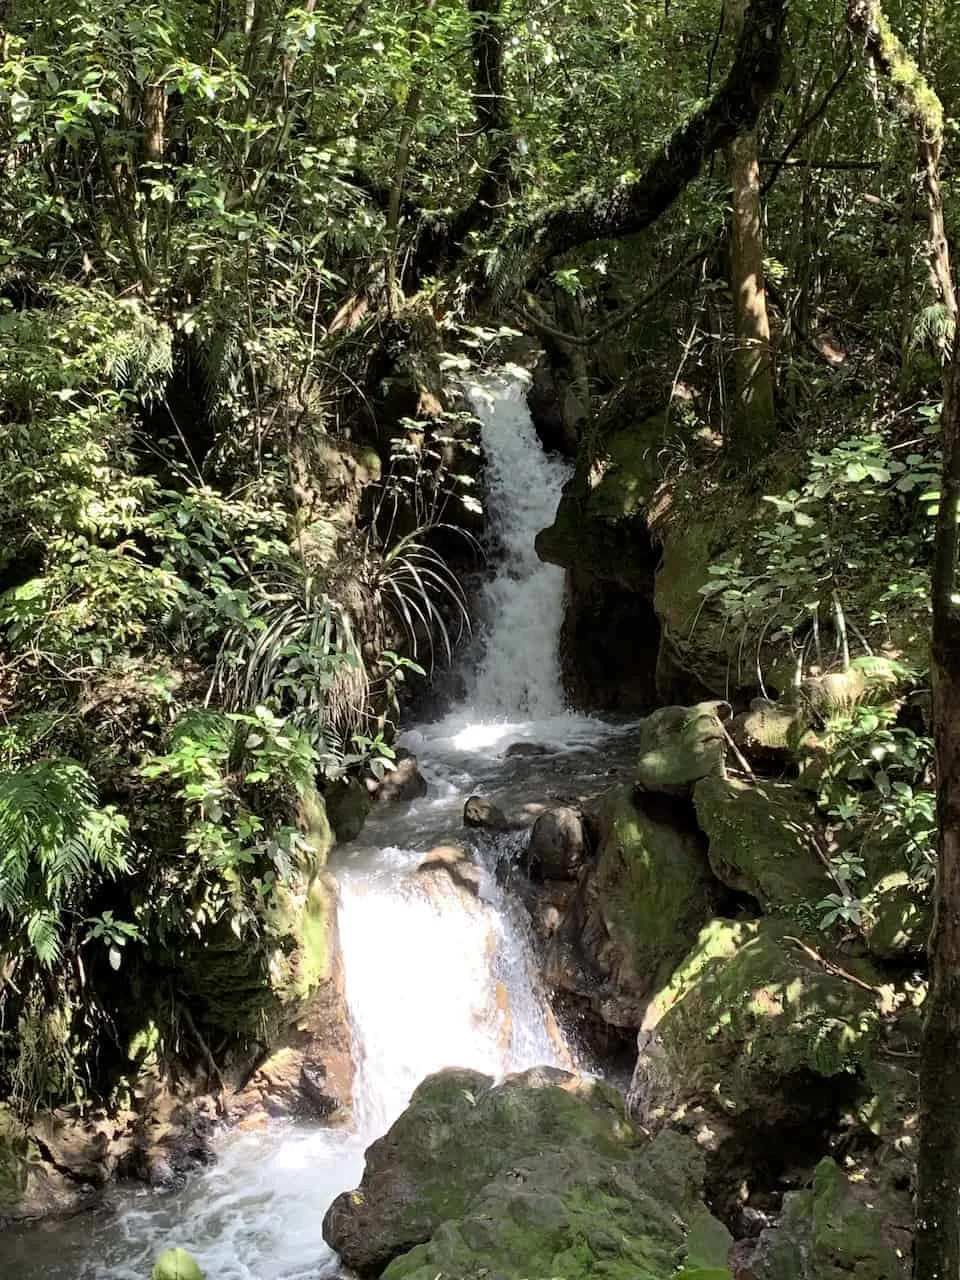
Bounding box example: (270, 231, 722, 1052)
(463, 373, 571, 719)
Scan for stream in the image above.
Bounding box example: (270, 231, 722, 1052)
(7, 374, 638, 1280)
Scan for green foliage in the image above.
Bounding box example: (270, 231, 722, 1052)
(0, 760, 129, 969)
(700, 424, 939, 675)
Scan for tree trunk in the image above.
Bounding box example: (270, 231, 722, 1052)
(724, 0, 775, 457)
(843, 16, 960, 1274)
(726, 128, 775, 456)
(918, 319, 960, 1280)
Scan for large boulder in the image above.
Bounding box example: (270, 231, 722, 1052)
(232, 872, 354, 1123)
(523, 806, 588, 881)
(323, 1066, 731, 1280)
(544, 787, 714, 1029)
(630, 918, 884, 1130)
(734, 1157, 910, 1280)
(635, 703, 729, 796)
(863, 872, 931, 960)
(0, 1106, 100, 1224)
(693, 777, 833, 915)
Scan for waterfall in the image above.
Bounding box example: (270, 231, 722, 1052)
(9, 372, 607, 1280)
(464, 374, 571, 718)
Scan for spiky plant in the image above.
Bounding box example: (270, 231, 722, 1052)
(0, 761, 130, 970)
(213, 569, 369, 748)
(371, 527, 474, 668)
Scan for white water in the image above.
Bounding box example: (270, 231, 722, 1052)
(8, 372, 626, 1280)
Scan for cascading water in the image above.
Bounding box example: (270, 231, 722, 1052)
(8, 372, 622, 1280)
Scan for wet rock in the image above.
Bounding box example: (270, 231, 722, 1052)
(323, 1066, 730, 1279)
(30, 1113, 112, 1185)
(463, 794, 509, 831)
(325, 780, 373, 844)
(735, 1157, 909, 1280)
(0, 1106, 97, 1224)
(523, 806, 588, 881)
(375, 752, 428, 804)
(629, 918, 884, 1132)
(635, 701, 730, 795)
(416, 845, 483, 898)
(543, 786, 714, 1030)
(693, 776, 833, 914)
(231, 875, 354, 1123)
(504, 741, 551, 758)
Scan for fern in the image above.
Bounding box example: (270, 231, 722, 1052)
(0, 762, 130, 970)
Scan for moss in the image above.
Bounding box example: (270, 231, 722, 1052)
(297, 787, 333, 871)
(638, 919, 883, 1121)
(874, 10, 943, 139)
(325, 779, 372, 844)
(535, 419, 663, 582)
(863, 872, 931, 960)
(327, 1068, 729, 1279)
(746, 1157, 908, 1280)
(0, 1107, 30, 1213)
(693, 776, 833, 917)
(594, 786, 714, 1003)
(635, 702, 727, 794)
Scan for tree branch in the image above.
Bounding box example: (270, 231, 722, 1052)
(485, 0, 787, 296)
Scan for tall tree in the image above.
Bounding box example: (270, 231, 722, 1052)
(724, 0, 776, 458)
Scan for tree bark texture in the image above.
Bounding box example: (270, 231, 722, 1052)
(726, 128, 776, 455)
(918, 321, 960, 1280)
(848, 8, 960, 1275)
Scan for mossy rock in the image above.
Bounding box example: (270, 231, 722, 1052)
(325, 779, 373, 844)
(729, 698, 799, 765)
(635, 702, 728, 795)
(536, 419, 663, 584)
(693, 777, 833, 918)
(863, 872, 931, 960)
(631, 919, 884, 1127)
(588, 786, 715, 1023)
(151, 1248, 206, 1280)
(741, 1158, 909, 1280)
(325, 1064, 730, 1280)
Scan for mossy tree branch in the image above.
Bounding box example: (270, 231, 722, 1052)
(846, 0, 956, 322)
(484, 0, 788, 296)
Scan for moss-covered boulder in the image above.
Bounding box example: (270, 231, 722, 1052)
(694, 777, 833, 917)
(635, 702, 729, 795)
(729, 698, 799, 767)
(630, 919, 884, 1128)
(863, 872, 931, 960)
(737, 1158, 909, 1280)
(324, 1066, 731, 1279)
(0, 1105, 97, 1224)
(536, 420, 663, 584)
(325, 779, 373, 844)
(544, 787, 714, 1028)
